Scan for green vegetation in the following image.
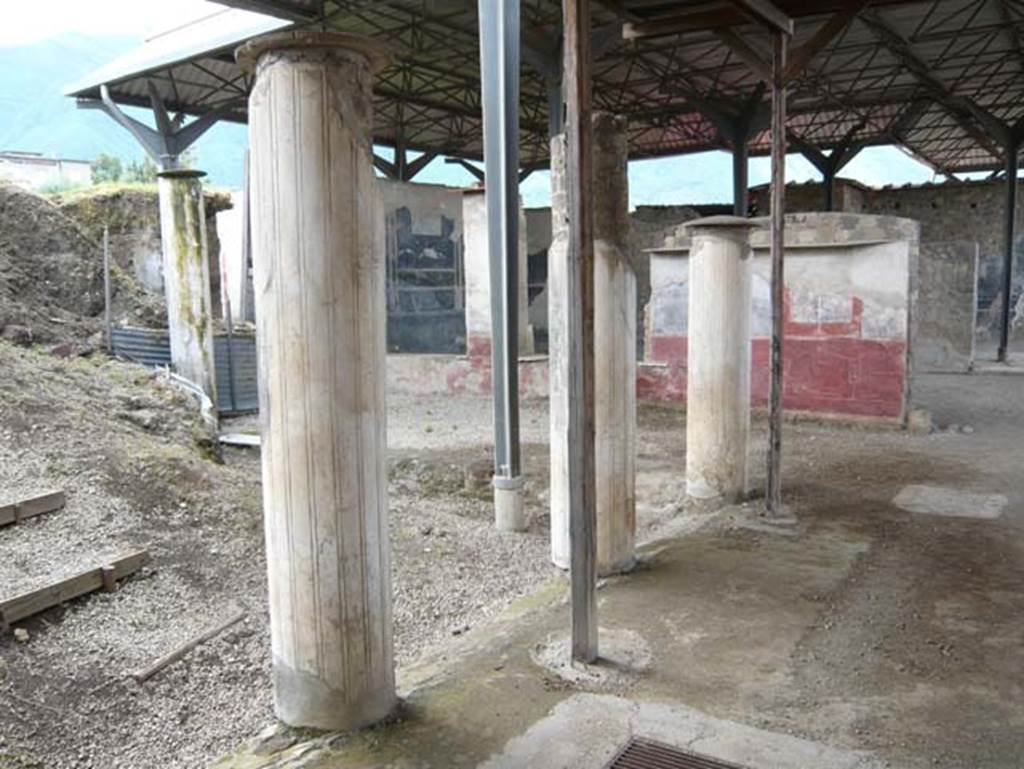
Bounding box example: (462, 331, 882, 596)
(89, 149, 198, 186)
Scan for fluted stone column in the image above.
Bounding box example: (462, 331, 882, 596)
(550, 113, 636, 575)
(685, 216, 756, 503)
(239, 31, 394, 731)
(157, 169, 217, 403)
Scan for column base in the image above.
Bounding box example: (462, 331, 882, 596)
(687, 477, 745, 505)
(493, 475, 526, 532)
(273, 660, 396, 732)
(551, 552, 636, 578)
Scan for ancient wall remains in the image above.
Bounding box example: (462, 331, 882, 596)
(379, 178, 466, 353)
(642, 213, 919, 421)
(914, 241, 978, 372)
(752, 177, 1024, 344)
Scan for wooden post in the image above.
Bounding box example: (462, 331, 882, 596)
(238, 151, 253, 324)
(563, 0, 598, 664)
(100, 565, 118, 593)
(732, 140, 749, 216)
(103, 225, 113, 352)
(766, 29, 788, 515)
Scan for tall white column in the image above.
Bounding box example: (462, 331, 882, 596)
(685, 216, 756, 503)
(239, 31, 394, 731)
(157, 169, 217, 403)
(550, 113, 636, 575)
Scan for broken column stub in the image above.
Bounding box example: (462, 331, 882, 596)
(156, 169, 217, 403)
(550, 112, 637, 575)
(238, 31, 395, 731)
(684, 216, 757, 503)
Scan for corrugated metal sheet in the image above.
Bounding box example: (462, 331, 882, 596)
(111, 326, 172, 368)
(111, 326, 259, 415)
(215, 334, 259, 414)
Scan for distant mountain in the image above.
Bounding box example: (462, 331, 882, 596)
(0, 32, 248, 189)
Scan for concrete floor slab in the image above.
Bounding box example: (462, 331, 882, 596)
(483, 694, 884, 769)
(210, 373, 1024, 769)
(892, 484, 1007, 519)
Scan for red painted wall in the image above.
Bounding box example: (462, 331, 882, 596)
(641, 293, 907, 420)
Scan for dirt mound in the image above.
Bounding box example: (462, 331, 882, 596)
(0, 182, 105, 343)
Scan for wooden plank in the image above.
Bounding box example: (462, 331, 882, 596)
(0, 490, 66, 528)
(0, 550, 150, 630)
(128, 610, 247, 683)
(219, 432, 261, 447)
(766, 29, 787, 515)
(563, 0, 598, 664)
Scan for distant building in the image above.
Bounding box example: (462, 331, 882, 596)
(0, 151, 92, 190)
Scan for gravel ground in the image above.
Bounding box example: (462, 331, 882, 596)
(0, 344, 556, 769)
(6, 338, 1010, 769)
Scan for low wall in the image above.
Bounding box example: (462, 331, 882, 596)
(386, 352, 550, 399)
(643, 213, 918, 421)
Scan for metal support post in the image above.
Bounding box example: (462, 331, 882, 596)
(732, 139, 749, 216)
(478, 0, 525, 530)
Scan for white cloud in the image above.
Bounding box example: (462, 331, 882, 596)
(0, 0, 218, 47)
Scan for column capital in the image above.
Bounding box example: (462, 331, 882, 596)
(236, 30, 391, 74)
(684, 214, 762, 231)
(156, 169, 206, 181)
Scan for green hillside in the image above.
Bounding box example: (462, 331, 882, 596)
(0, 33, 247, 189)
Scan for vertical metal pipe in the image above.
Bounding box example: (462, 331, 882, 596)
(766, 30, 788, 515)
(732, 139, 749, 216)
(998, 144, 1018, 362)
(563, 0, 598, 664)
(238, 150, 252, 324)
(478, 0, 524, 528)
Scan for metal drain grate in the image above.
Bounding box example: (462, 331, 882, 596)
(607, 737, 751, 769)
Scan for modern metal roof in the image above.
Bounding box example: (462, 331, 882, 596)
(64, 0, 1024, 175)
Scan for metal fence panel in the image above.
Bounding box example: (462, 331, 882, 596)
(111, 326, 259, 414)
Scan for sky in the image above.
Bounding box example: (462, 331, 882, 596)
(0, 0, 942, 207)
(0, 0, 216, 47)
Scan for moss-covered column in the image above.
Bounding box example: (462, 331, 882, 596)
(238, 31, 394, 731)
(156, 169, 217, 403)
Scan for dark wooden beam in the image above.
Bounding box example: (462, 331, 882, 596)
(563, 0, 598, 664)
(373, 153, 398, 179)
(444, 157, 485, 182)
(730, 0, 794, 35)
(402, 151, 439, 181)
(783, 0, 868, 83)
(714, 28, 771, 81)
(624, 6, 757, 40)
(859, 9, 1008, 158)
(767, 27, 788, 516)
